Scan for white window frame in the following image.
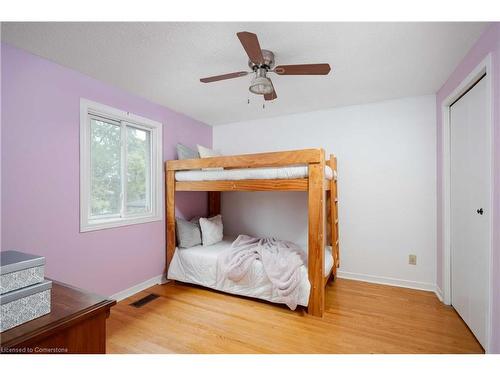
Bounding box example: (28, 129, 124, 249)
(80, 99, 163, 232)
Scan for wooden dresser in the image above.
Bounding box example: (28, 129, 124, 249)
(0, 280, 115, 354)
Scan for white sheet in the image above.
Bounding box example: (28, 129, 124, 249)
(167, 236, 334, 307)
(175, 165, 335, 181)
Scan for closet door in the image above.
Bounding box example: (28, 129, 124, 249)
(450, 75, 490, 349)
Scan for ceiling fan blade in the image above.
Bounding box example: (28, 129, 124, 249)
(264, 90, 277, 101)
(237, 31, 264, 65)
(274, 63, 331, 75)
(200, 71, 248, 83)
(264, 79, 277, 101)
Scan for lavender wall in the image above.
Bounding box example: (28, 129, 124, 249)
(436, 23, 500, 353)
(0, 30, 3, 252)
(1, 43, 212, 297)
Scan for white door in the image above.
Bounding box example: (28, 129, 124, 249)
(450, 75, 490, 349)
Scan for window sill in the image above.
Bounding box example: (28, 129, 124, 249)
(80, 214, 162, 233)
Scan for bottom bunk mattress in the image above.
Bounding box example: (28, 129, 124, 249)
(167, 236, 334, 307)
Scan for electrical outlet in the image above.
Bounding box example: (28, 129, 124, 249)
(409, 254, 417, 265)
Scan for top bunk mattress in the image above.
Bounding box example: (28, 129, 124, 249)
(175, 165, 336, 182)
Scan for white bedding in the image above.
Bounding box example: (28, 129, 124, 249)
(175, 165, 336, 182)
(167, 236, 334, 307)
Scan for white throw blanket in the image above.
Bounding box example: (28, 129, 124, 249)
(216, 234, 307, 310)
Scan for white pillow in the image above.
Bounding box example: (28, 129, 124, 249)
(199, 215, 224, 246)
(197, 144, 223, 171)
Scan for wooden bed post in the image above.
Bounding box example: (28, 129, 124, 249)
(166, 165, 176, 275)
(307, 150, 325, 317)
(208, 192, 221, 217)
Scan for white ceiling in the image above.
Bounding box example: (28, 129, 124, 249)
(1, 22, 488, 125)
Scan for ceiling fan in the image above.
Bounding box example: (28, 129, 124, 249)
(200, 31, 331, 101)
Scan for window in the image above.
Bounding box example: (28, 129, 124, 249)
(80, 99, 162, 232)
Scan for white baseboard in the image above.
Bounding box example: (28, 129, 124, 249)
(110, 274, 168, 302)
(337, 271, 436, 292)
(434, 285, 444, 302)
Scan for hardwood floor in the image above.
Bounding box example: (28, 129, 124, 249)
(106, 279, 484, 354)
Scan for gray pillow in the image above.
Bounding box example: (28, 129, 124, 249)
(176, 143, 198, 160)
(176, 217, 202, 248)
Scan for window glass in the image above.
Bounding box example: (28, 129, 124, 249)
(126, 126, 151, 214)
(90, 118, 122, 218)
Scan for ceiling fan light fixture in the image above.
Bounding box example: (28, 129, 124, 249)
(249, 76, 273, 95)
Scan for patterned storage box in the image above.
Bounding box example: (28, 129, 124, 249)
(0, 280, 52, 332)
(0, 251, 45, 294)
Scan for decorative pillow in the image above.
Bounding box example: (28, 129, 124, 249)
(176, 143, 198, 160)
(175, 217, 202, 248)
(197, 144, 223, 171)
(199, 215, 224, 246)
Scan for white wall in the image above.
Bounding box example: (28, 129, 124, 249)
(213, 95, 437, 290)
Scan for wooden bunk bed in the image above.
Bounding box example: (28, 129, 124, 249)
(165, 148, 339, 317)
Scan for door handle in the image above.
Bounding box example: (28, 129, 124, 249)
(477, 208, 484, 215)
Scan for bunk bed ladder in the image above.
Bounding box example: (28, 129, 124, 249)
(329, 155, 340, 276)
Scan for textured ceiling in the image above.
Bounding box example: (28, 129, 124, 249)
(1, 22, 488, 125)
